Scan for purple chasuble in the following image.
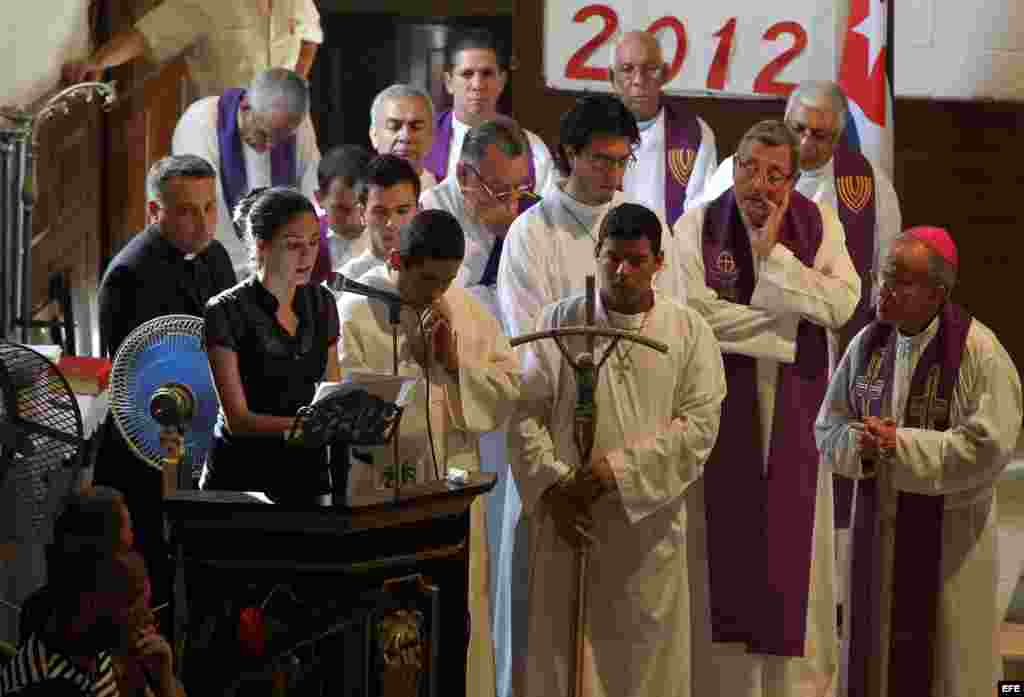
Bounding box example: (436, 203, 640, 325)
(216, 88, 298, 218)
(831, 147, 878, 529)
(842, 302, 971, 697)
(701, 188, 829, 657)
(422, 109, 538, 215)
(661, 102, 703, 227)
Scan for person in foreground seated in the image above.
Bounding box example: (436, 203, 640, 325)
(420, 117, 534, 320)
(510, 202, 725, 697)
(368, 84, 438, 193)
(315, 144, 373, 272)
(675, 119, 859, 696)
(815, 227, 1022, 697)
(337, 155, 420, 282)
(0, 549, 184, 697)
(201, 187, 341, 504)
(336, 209, 521, 697)
(96, 154, 235, 605)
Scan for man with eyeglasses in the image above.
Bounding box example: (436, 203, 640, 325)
(422, 28, 554, 196)
(337, 155, 420, 283)
(421, 117, 536, 320)
(172, 68, 320, 279)
(816, 227, 1021, 697)
(369, 84, 440, 194)
(609, 30, 718, 227)
(676, 120, 859, 697)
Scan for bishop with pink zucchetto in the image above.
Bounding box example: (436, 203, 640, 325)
(816, 225, 1022, 696)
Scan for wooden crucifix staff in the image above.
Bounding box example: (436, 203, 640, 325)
(510, 276, 667, 697)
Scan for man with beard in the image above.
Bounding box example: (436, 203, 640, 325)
(369, 84, 439, 194)
(675, 120, 859, 696)
(816, 227, 1021, 697)
(315, 144, 372, 273)
(609, 30, 718, 226)
(421, 28, 554, 195)
(337, 155, 420, 282)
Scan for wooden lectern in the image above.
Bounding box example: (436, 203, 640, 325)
(164, 473, 495, 696)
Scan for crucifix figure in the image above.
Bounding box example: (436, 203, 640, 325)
(510, 275, 667, 697)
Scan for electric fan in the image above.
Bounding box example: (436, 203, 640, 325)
(0, 340, 86, 538)
(108, 315, 219, 488)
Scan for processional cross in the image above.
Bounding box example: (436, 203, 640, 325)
(509, 276, 667, 697)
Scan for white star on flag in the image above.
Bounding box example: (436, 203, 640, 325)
(851, 0, 887, 75)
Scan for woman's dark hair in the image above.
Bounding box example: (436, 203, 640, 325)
(233, 187, 317, 269)
(596, 202, 663, 257)
(556, 95, 639, 177)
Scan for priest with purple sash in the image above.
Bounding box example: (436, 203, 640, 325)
(675, 120, 860, 697)
(172, 68, 321, 279)
(610, 30, 718, 227)
(421, 27, 554, 199)
(816, 226, 1021, 697)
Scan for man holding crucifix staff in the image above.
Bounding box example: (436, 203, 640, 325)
(509, 203, 726, 697)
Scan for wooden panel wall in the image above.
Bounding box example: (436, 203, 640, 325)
(509, 0, 1024, 368)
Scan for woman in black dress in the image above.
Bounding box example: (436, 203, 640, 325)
(200, 186, 341, 503)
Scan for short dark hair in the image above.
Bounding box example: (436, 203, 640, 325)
(52, 486, 127, 554)
(460, 118, 528, 165)
(318, 144, 373, 193)
(557, 95, 640, 176)
(146, 154, 216, 203)
(445, 27, 509, 73)
(357, 154, 421, 205)
(399, 209, 465, 266)
(736, 120, 800, 179)
(233, 187, 317, 267)
(596, 203, 663, 257)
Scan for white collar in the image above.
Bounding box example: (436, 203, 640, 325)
(896, 312, 941, 352)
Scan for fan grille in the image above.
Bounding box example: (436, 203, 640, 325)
(109, 315, 215, 481)
(0, 341, 85, 538)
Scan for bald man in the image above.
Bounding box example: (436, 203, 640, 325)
(609, 30, 718, 227)
(816, 227, 1021, 696)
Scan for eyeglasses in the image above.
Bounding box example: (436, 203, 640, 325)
(787, 121, 838, 144)
(464, 163, 538, 205)
(613, 63, 664, 82)
(735, 156, 792, 186)
(579, 150, 638, 172)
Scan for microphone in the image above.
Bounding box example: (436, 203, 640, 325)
(329, 272, 406, 307)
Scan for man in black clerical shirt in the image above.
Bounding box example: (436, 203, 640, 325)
(96, 155, 235, 603)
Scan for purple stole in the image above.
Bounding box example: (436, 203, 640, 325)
(843, 303, 971, 697)
(832, 147, 877, 529)
(216, 88, 298, 217)
(661, 102, 703, 227)
(421, 109, 538, 215)
(701, 188, 830, 656)
(310, 215, 332, 286)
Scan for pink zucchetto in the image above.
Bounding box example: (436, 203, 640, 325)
(905, 226, 958, 269)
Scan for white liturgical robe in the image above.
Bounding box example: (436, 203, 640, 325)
(673, 198, 860, 696)
(335, 265, 521, 697)
(337, 249, 384, 283)
(171, 96, 320, 278)
(620, 107, 718, 221)
(815, 314, 1023, 697)
(510, 291, 725, 697)
(446, 115, 555, 196)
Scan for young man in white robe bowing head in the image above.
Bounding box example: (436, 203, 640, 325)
(511, 202, 726, 697)
(816, 227, 1022, 697)
(675, 119, 860, 696)
(335, 208, 521, 697)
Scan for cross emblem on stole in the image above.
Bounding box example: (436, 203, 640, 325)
(853, 352, 887, 415)
(907, 365, 949, 429)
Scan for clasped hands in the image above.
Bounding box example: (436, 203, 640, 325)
(544, 454, 616, 548)
(855, 415, 899, 466)
(410, 299, 459, 375)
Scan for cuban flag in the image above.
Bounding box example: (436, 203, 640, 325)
(839, 0, 894, 178)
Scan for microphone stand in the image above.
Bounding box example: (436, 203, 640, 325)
(388, 299, 402, 504)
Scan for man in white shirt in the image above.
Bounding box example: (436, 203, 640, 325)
(62, 0, 322, 98)
(421, 28, 554, 195)
(675, 120, 860, 697)
(420, 117, 533, 320)
(315, 145, 372, 273)
(369, 84, 439, 194)
(338, 155, 420, 283)
(172, 68, 320, 279)
(609, 30, 718, 226)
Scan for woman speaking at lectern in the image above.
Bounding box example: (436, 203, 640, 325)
(200, 186, 341, 503)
